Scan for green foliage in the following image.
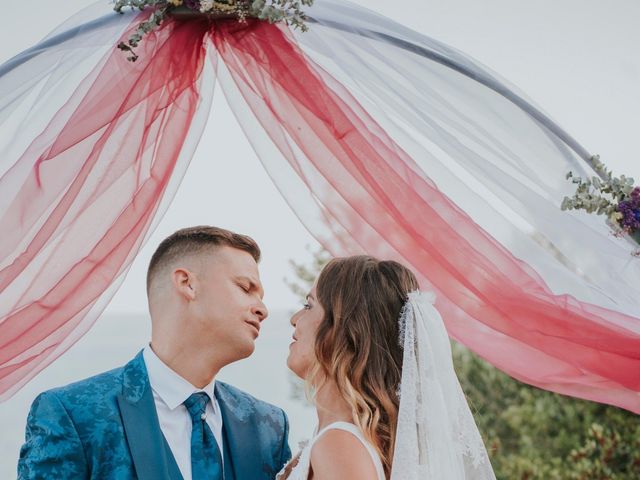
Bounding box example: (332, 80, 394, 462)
(454, 342, 640, 479)
(284, 245, 331, 299)
(288, 246, 640, 479)
(562, 154, 635, 224)
(251, 0, 314, 31)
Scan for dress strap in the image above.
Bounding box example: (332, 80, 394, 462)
(311, 422, 386, 480)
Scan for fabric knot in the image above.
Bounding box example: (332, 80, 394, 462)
(183, 392, 209, 422)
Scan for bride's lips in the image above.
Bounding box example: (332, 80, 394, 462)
(245, 319, 260, 337)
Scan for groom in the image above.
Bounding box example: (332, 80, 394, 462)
(18, 226, 291, 479)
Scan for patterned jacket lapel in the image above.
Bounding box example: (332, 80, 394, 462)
(117, 351, 183, 480)
(215, 382, 265, 480)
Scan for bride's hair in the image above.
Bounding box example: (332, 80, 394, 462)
(310, 255, 419, 477)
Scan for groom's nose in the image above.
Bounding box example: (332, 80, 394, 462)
(252, 301, 268, 321)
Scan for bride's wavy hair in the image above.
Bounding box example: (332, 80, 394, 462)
(310, 255, 419, 477)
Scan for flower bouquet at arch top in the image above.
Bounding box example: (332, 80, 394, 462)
(114, 0, 313, 61)
(562, 155, 640, 253)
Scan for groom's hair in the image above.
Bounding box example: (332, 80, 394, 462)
(146, 225, 260, 293)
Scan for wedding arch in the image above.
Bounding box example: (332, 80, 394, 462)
(1, 0, 638, 413)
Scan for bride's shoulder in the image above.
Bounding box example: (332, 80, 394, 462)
(310, 426, 379, 479)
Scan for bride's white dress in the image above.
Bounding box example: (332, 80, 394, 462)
(277, 421, 386, 480)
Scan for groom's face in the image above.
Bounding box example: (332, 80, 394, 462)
(190, 246, 267, 360)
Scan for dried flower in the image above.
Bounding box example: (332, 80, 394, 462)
(199, 0, 214, 12)
(562, 157, 639, 250)
(617, 187, 640, 231)
(114, 0, 313, 61)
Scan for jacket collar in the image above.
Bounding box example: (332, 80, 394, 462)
(117, 350, 183, 480)
(216, 381, 265, 479)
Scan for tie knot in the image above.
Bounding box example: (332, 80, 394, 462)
(183, 392, 210, 422)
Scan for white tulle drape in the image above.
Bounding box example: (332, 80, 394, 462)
(0, 3, 216, 399)
(298, 0, 640, 317)
(0, 0, 638, 413)
(214, 0, 640, 411)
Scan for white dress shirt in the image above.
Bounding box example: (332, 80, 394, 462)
(143, 346, 224, 480)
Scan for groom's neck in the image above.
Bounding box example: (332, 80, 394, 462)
(149, 341, 221, 389)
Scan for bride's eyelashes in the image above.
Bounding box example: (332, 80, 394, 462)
(303, 302, 311, 310)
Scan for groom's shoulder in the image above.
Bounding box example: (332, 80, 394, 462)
(37, 363, 128, 411)
(216, 381, 287, 420)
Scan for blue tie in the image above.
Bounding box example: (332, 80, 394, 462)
(183, 392, 223, 480)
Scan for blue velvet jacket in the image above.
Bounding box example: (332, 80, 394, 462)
(18, 351, 291, 480)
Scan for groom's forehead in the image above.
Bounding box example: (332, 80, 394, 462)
(208, 247, 261, 277)
(215, 246, 258, 266)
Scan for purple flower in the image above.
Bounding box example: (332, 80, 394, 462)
(617, 198, 640, 231)
(183, 0, 201, 9)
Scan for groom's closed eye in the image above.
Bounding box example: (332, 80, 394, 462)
(234, 276, 264, 299)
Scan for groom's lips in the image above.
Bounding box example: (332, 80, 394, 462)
(245, 319, 261, 336)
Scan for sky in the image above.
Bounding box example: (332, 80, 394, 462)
(1, 0, 639, 316)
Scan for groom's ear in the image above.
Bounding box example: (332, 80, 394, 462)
(172, 267, 196, 301)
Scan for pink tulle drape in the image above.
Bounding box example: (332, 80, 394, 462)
(213, 20, 640, 413)
(0, 13, 212, 399)
(1, 9, 638, 414)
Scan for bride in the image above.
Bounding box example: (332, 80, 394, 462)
(278, 255, 496, 479)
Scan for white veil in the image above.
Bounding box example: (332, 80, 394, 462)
(391, 291, 496, 480)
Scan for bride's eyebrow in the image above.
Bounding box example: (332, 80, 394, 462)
(306, 293, 315, 301)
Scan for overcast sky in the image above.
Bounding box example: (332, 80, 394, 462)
(1, 0, 639, 314)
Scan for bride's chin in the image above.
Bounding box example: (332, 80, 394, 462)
(286, 355, 304, 379)
(285, 354, 295, 371)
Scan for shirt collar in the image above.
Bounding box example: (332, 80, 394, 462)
(143, 345, 217, 412)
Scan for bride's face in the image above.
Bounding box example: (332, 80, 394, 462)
(287, 281, 325, 379)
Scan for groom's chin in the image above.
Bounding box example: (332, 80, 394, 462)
(234, 338, 256, 361)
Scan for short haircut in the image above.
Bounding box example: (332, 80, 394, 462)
(146, 225, 261, 292)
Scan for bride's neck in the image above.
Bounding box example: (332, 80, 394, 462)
(314, 380, 353, 430)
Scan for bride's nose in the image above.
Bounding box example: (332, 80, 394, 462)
(290, 311, 299, 327)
